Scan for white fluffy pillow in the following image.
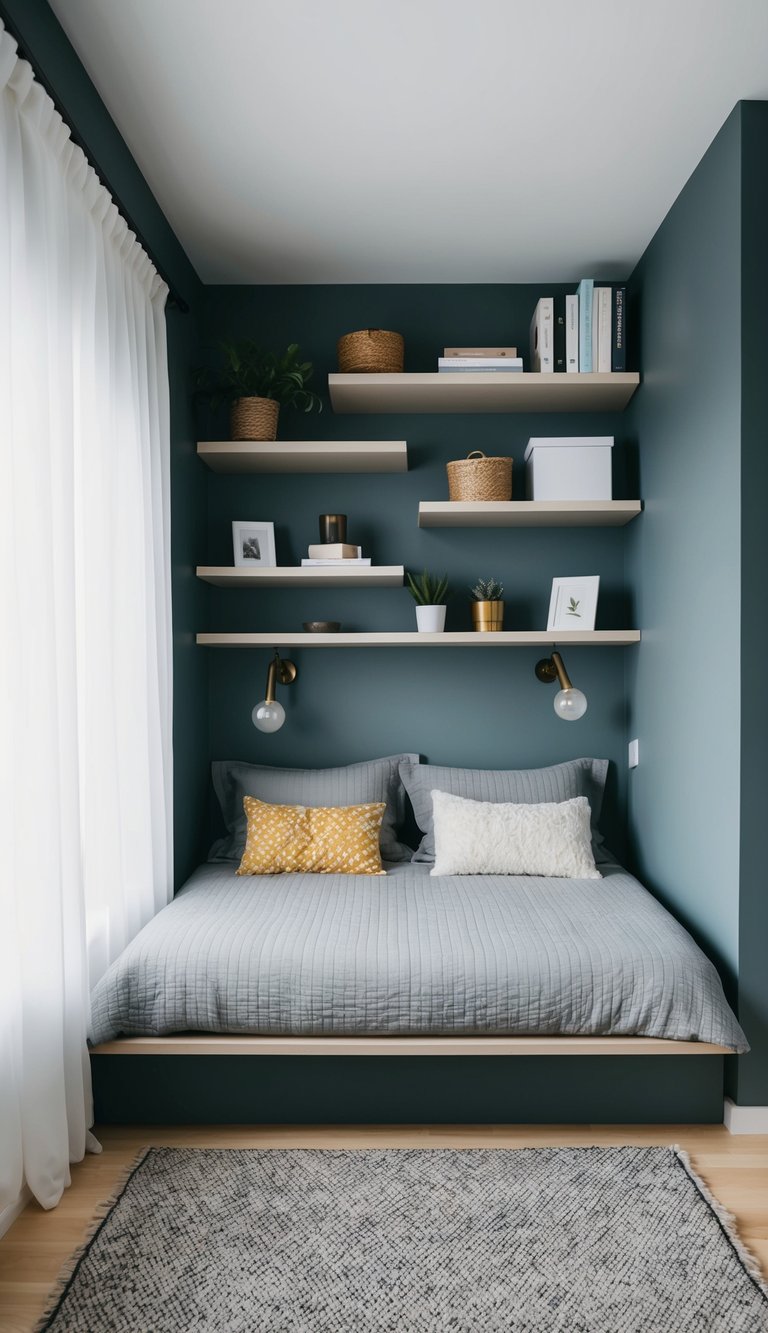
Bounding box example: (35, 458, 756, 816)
(430, 789, 601, 879)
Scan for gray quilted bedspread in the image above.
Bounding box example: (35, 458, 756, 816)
(89, 860, 748, 1050)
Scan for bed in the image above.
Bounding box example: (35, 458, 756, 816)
(88, 752, 746, 1122)
(89, 857, 746, 1053)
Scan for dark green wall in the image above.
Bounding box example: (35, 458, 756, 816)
(625, 103, 768, 1104)
(624, 110, 742, 977)
(1, 0, 210, 886)
(200, 284, 635, 855)
(735, 102, 768, 1104)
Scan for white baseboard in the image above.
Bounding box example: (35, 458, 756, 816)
(0, 1186, 31, 1239)
(724, 1097, 768, 1134)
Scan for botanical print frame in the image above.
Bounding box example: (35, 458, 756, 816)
(547, 575, 600, 631)
(232, 520, 277, 568)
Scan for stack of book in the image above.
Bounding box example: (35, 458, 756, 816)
(301, 543, 371, 568)
(437, 346, 523, 373)
(529, 284, 626, 374)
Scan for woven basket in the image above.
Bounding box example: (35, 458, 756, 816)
(230, 396, 279, 441)
(446, 451, 512, 501)
(337, 329, 404, 374)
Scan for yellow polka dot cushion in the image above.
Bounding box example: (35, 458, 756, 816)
(236, 796, 388, 876)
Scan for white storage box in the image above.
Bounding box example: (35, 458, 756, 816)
(524, 436, 614, 501)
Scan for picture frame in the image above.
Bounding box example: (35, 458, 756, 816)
(547, 575, 600, 632)
(232, 520, 276, 568)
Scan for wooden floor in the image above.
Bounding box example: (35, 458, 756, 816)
(1, 1124, 766, 1332)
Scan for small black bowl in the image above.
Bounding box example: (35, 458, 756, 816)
(302, 621, 341, 633)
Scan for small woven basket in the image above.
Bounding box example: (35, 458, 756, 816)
(230, 396, 280, 441)
(337, 329, 404, 374)
(446, 451, 512, 501)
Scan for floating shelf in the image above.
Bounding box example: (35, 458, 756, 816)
(196, 565, 404, 588)
(197, 631, 640, 649)
(418, 500, 642, 528)
(197, 440, 408, 473)
(329, 372, 640, 414)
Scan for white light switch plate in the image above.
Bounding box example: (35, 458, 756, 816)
(628, 738, 639, 769)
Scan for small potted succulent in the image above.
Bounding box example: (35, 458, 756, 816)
(470, 577, 504, 631)
(407, 569, 449, 633)
(194, 340, 322, 441)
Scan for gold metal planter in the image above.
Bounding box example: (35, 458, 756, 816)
(471, 600, 505, 631)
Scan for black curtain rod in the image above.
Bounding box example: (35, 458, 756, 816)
(0, 3, 190, 312)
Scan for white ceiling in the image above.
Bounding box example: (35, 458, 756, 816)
(49, 0, 768, 284)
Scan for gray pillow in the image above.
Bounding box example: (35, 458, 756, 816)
(399, 758, 609, 863)
(210, 755, 419, 864)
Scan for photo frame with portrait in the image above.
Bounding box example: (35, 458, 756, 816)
(232, 520, 276, 568)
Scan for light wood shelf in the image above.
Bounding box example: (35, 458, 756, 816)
(90, 1034, 725, 1057)
(329, 372, 639, 414)
(197, 630, 640, 649)
(418, 500, 642, 528)
(196, 565, 404, 588)
(197, 439, 408, 473)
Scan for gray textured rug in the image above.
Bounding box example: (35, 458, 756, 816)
(38, 1146, 768, 1332)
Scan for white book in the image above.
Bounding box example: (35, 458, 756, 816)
(437, 365, 523, 373)
(595, 286, 612, 372)
(437, 357, 523, 369)
(565, 294, 579, 373)
(443, 346, 518, 357)
(307, 543, 361, 559)
(529, 297, 554, 373)
(301, 558, 371, 566)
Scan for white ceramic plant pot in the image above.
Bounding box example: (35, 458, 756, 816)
(416, 604, 447, 633)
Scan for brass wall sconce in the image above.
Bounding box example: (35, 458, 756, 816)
(535, 651, 588, 722)
(252, 651, 298, 733)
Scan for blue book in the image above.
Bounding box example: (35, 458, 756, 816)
(576, 279, 594, 372)
(438, 365, 523, 373)
(612, 285, 626, 372)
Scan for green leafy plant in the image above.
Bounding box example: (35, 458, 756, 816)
(566, 597, 582, 617)
(406, 569, 449, 606)
(193, 341, 322, 413)
(470, 577, 504, 601)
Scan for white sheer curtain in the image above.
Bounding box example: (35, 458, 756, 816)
(0, 24, 173, 1212)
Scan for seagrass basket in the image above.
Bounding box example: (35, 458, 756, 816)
(230, 396, 279, 441)
(337, 329, 404, 374)
(446, 451, 512, 501)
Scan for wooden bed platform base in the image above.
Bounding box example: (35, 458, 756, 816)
(90, 1035, 729, 1057)
(89, 1038, 728, 1123)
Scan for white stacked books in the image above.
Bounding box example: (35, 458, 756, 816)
(532, 286, 625, 374)
(301, 543, 371, 567)
(437, 357, 523, 373)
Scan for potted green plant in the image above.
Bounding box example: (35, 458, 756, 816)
(193, 340, 322, 441)
(407, 569, 449, 633)
(470, 577, 504, 631)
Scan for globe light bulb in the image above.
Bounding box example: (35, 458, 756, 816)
(553, 687, 588, 722)
(252, 699, 285, 733)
